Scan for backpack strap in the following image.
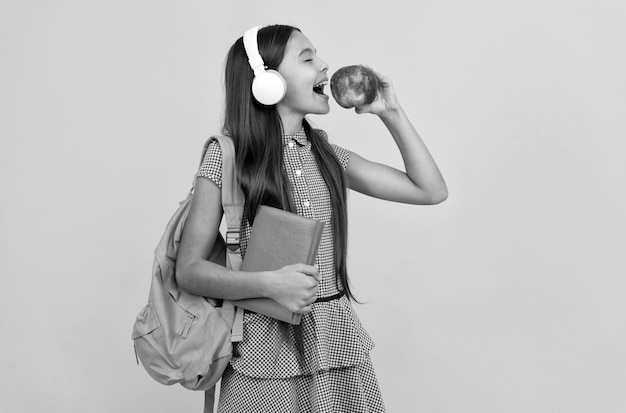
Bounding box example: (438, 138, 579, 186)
(210, 135, 245, 343)
(193, 135, 244, 274)
(212, 135, 244, 270)
(201, 135, 246, 413)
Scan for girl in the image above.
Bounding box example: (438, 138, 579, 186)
(176, 24, 447, 412)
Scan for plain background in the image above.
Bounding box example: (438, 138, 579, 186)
(1, 1, 625, 412)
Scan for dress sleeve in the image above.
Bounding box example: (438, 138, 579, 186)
(196, 139, 223, 188)
(331, 143, 351, 171)
(315, 128, 351, 171)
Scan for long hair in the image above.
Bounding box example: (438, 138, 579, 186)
(222, 25, 354, 355)
(223, 25, 294, 218)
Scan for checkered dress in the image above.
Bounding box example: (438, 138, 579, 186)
(197, 128, 385, 412)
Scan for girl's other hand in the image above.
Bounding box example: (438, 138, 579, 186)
(355, 66, 400, 117)
(269, 264, 321, 314)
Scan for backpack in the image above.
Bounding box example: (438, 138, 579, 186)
(131, 135, 244, 411)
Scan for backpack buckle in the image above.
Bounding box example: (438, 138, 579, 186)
(226, 230, 240, 251)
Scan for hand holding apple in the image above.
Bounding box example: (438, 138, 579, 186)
(330, 65, 399, 118)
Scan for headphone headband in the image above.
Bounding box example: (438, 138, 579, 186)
(243, 26, 265, 75)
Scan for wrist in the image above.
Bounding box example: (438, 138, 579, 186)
(256, 270, 275, 299)
(379, 104, 405, 124)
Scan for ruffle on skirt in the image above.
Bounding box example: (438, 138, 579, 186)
(218, 356, 385, 413)
(230, 295, 375, 379)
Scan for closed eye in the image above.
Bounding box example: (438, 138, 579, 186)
(299, 47, 316, 62)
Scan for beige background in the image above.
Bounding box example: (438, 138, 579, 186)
(1, 1, 625, 412)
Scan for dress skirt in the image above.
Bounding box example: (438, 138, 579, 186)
(217, 356, 385, 413)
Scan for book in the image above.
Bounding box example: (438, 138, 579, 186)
(232, 205, 325, 325)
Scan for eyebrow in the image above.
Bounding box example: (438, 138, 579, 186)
(298, 48, 316, 57)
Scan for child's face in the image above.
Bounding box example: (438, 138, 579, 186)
(276, 31, 330, 119)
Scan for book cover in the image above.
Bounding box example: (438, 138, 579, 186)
(232, 205, 325, 325)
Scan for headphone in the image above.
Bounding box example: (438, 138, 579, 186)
(243, 26, 287, 106)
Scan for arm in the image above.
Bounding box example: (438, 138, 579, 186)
(346, 70, 448, 205)
(175, 176, 321, 314)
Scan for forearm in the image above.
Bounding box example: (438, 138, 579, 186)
(176, 258, 320, 314)
(380, 106, 448, 202)
(176, 258, 272, 300)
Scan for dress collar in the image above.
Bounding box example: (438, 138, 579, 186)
(282, 126, 308, 147)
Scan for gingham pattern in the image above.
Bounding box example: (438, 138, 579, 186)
(197, 128, 383, 411)
(218, 357, 385, 413)
(196, 128, 352, 301)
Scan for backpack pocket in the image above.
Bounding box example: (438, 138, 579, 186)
(131, 303, 160, 339)
(132, 302, 184, 386)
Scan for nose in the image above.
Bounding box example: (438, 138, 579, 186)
(319, 59, 329, 73)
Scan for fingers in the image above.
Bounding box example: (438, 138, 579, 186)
(310, 266, 321, 282)
(292, 263, 321, 282)
(296, 272, 319, 314)
(355, 105, 369, 115)
(273, 264, 322, 315)
(295, 305, 312, 315)
(295, 294, 318, 314)
(288, 294, 316, 315)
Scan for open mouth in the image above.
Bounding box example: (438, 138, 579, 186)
(313, 80, 328, 95)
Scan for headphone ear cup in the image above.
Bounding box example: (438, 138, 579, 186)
(251, 69, 287, 106)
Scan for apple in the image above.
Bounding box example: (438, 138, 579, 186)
(330, 65, 379, 109)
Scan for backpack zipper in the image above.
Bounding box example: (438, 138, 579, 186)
(177, 313, 195, 338)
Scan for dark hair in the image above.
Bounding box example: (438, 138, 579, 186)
(223, 25, 294, 217)
(222, 25, 354, 355)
